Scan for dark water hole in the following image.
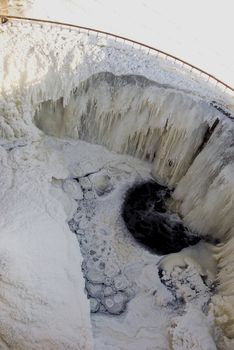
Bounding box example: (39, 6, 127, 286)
(122, 181, 200, 255)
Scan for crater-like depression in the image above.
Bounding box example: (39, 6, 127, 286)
(33, 71, 234, 349)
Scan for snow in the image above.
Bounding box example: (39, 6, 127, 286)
(0, 135, 218, 350)
(0, 140, 93, 349)
(35, 72, 216, 187)
(169, 306, 217, 350)
(0, 16, 234, 350)
(158, 241, 217, 282)
(2, 1, 234, 89)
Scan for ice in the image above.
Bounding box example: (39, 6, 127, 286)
(158, 241, 217, 282)
(90, 171, 113, 196)
(62, 178, 84, 199)
(35, 72, 215, 187)
(169, 307, 217, 350)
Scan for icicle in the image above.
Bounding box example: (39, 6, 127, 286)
(173, 122, 234, 239)
(35, 74, 214, 177)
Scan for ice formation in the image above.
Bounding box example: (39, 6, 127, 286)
(0, 19, 234, 350)
(35, 72, 214, 188)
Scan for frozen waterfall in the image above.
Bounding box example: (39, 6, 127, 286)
(34, 71, 234, 343)
(35, 72, 214, 187)
(0, 19, 234, 350)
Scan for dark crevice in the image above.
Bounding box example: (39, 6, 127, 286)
(194, 117, 220, 158)
(178, 117, 220, 183)
(210, 101, 233, 119)
(74, 168, 103, 180)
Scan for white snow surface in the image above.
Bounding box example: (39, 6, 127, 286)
(0, 139, 93, 349)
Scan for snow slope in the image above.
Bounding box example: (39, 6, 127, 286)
(0, 139, 93, 349)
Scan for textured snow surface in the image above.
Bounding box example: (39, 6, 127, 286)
(0, 139, 93, 349)
(0, 135, 217, 350)
(0, 19, 234, 350)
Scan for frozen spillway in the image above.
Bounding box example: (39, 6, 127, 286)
(0, 18, 234, 350)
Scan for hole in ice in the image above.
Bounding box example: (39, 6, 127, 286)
(122, 181, 200, 255)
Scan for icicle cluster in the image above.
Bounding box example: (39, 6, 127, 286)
(35, 72, 215, 187)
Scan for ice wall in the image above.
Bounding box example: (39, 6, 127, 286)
(0, 20, 232, 140)
(173, 121, 234, 240)
(1, 19, 234, 348)
(35, 72, 215, 187)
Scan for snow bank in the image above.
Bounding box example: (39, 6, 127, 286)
(0, 141, 93, 349)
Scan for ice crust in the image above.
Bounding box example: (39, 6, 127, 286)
(0, 20, 234, 350)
